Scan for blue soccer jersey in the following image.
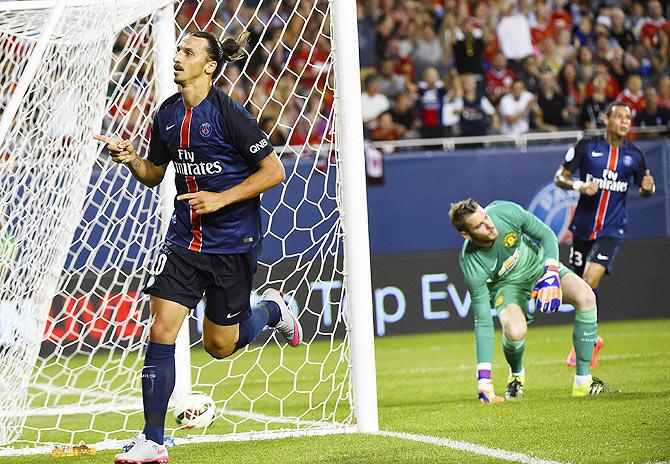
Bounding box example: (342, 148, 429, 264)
(148, 87, 274, 254)
(562, 137, 647, 241)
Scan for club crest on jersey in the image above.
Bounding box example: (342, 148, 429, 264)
(495, 295, 504, 307)
(623, 155, 633, 167)
(503, 232, 517, 247)
(199, 122, 212, 137)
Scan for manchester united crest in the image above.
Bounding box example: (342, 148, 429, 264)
(503, 232, 517, 247)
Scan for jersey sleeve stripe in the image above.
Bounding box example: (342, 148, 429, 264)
(185, 175, 203, 252)
(589, 145, 619, 240)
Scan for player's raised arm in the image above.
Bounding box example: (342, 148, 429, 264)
(93, 134, 168, 188)
(554, 142, 598, 195)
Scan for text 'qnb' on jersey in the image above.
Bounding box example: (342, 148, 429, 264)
(562, 137, 647, 241)
(148, 87, 274, 254)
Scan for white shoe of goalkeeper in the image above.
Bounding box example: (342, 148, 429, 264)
(113, 434, 168, 463)
(262, 288, 303, 347)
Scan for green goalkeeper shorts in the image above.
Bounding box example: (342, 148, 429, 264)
(491, 262, 573, 322)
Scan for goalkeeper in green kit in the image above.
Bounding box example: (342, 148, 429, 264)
(449, 199, 619, 402)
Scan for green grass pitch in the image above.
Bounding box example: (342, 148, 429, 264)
(3, 318, 669, 463)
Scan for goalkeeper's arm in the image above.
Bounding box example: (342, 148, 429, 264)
(516, 206, 563, 312)
(93, 135, 167, 188)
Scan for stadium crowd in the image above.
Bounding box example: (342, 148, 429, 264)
(357, 0, 670, 142)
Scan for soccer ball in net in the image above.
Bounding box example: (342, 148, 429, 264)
(172, 392, 216, 429)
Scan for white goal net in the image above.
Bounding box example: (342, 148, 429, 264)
(0, 0, 374, 454)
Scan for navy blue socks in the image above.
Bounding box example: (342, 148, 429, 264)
(142, 341, 175, 445)
(234, 301, 280, 352)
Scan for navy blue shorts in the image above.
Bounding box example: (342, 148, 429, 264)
(569, 236, 624, 276)
(143, 242, 259, 326)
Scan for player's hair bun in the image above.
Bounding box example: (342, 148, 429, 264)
(221, 31, 250, 63)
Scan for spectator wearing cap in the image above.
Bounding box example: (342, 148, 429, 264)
(499, 78, 539, 135)
(617, 74, 645, 117)
(486, 51, 517, 106)
(361, 74, 391, 130)
(634, 87, 670, 137)
(579, 72, 612, 130)
(535, 71, 570, 131)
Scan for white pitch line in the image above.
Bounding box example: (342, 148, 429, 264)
(376, 430, 565, 464)
(379, 351, 669, 377)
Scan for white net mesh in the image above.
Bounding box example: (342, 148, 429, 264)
(0, 0, 352, 453)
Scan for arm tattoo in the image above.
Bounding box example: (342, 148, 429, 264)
(130, 157, 142, 169)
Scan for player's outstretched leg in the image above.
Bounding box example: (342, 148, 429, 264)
(114, 342, 174, 463)
(499, 305, 526, 401)
(567, 336, 604, 368)
(115, 298, 188, 463)
(262, 288, 303, 347)
(561, 273, 619, 397)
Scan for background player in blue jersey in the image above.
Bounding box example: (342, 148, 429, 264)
(554, 101, 655, 368)
(95, 30, 302, 464)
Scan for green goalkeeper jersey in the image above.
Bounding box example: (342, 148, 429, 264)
(459, 201, 559, 315)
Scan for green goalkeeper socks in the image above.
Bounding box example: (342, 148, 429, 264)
(474, 318, 494, 365)
(502, 335, 525, 374)
(573, 308, 598, 376)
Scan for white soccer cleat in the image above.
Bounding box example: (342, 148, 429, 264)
(114, 434, 168, 464)
(262, 288, 303, 347)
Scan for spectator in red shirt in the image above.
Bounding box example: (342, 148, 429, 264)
(370, 112, 406, 142)
(585, 59, 620, 99)
(639, 0, 670, 48)
(617, 74, 645, 117)
(657, 75, 670, 108)
(486, 51, 517, 105)
(531, 3, 555, 45)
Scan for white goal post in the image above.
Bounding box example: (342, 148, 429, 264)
(0, 0, 377, 455)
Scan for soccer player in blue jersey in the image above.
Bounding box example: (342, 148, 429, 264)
(95, 31, 303, 464)
(554, 101, 655, 368)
